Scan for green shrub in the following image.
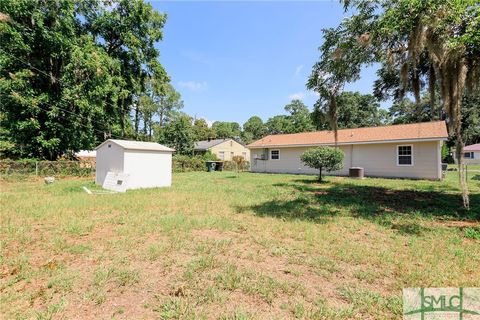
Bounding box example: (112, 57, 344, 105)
(172, 155, 250, 172)
(172, 155, 205, 172)
(464, 227, 480, 240)
(300, 146, 344, 182)
(202, 150, 219, 161)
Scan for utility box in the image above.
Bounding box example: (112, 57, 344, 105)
(349, 167, 365, 179)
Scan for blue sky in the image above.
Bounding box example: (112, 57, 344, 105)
(151, 1, 380, 126)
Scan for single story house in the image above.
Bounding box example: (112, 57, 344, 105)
(454, 143, 480, 164)
(247, 121, 448, 180)
(194, 138, 250, 161)
(75, 150, 96, 168)
(75, 150, 96, 159)
(96, 139, 174, 191)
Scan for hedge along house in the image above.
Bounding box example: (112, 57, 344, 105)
(194, 138, 250, 161)
(96, 139, 174, 190)
(248, 121, 448, 180)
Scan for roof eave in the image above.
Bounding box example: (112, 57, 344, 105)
(247, 137, 448, 149)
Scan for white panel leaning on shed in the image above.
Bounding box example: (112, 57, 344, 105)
(95, 139, 175, 191)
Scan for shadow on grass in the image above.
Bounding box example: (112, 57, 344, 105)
(237, 178, 479, 232)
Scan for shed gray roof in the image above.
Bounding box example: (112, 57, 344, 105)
(96, 139, 175, 152)
(194, 139, 231, 151)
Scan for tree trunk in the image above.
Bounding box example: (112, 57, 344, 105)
(134, 104, 140, 136)
(318, 167, 322, 182)
(119, 97, 125, 137)
(143, 115, 147, 136)
(148, 114, 153, 141)
(455, 132, 469, 209)
(159, 109, 164, 128)
(434, 52, 469, 209)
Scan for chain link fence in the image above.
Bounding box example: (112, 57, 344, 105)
(0, 160, 95, 177)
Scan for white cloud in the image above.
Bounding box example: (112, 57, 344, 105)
(178, 81, 208, 92)
(288, 92, 305, 100)
(294, 65, 304, 77)
(308, 90, 320, 97)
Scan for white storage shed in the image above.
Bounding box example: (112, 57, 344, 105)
(95, 139, 174, 191)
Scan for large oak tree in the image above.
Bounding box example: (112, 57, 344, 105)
(307, 0, 480, 209)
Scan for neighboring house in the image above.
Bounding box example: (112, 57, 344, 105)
(194, 138, 250, 161)
(75, 150, 96, 168)
(453, 143, 480, 164)
(247, 121, 448, 180)
(96, 139, 174, 190)
(75, 150, 96, 160)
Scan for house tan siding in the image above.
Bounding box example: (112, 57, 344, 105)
(209, 140, 250, 161)
(250, 141, 442, 180)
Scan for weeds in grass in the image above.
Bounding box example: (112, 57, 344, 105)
(464, 227, 480, 240)
(215, 264, 305, 304)
(339, 286, 402, 317)
(218, 309, 254, 320)
(153, 297, 195, 319)
(35, 299, 66, 320)
(93, 266, 139, 288)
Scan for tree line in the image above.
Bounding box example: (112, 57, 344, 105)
(0, 0, 174, 160)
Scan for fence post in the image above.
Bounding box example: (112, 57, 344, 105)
(35, 161, 38, 176)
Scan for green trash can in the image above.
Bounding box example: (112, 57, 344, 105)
(206, 161, 217, 172)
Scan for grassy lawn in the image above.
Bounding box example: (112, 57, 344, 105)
(1, 171, 479, 319)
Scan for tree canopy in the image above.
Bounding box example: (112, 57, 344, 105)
(0, 0, 170, 159)
(242, 116, 265, 144)
(313, 91, 390, 130)
(300, 147, 344, 182)
(307, 0, 480, 208)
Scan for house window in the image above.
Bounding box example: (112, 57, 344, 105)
(270, 150, 280, 160)
(397, 145, 413, 166)
(242, 152, 247, 159)
(230, 152, 234, 158)
(219, 151, 225, 160)
(464, 152, 474, 159)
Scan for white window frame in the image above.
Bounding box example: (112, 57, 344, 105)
(270, 149, 280, 160)
(218, 151, 225, 160)
(397, 145, 414, 166)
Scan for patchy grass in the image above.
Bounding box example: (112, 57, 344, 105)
(0, 171, 479, 319)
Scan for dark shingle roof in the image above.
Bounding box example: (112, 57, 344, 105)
(194, 139, 231, 151)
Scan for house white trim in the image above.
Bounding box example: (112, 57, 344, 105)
(396, 144, 414, 167)
(270, 149, 280, 160)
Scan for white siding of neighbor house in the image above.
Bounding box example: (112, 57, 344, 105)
(95, 142, 124, 186)
(250, 140, 442, 180)
(453, 151, 480, 164)
(123, 150, 172, 189)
